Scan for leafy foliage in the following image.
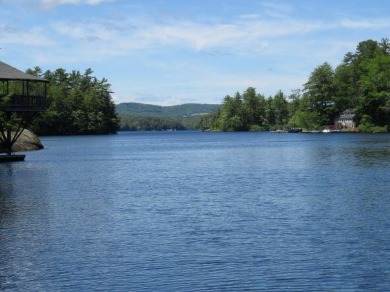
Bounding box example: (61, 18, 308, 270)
(30, 67, 119, 135)
(205, 87, 291, 131)
(0, 96, 25, 154)
(333, 39, 390, 130)
(200, 38, 390, 132)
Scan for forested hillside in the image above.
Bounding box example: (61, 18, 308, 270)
(117, 103, 220, 131)
(116, 103, 220, 117)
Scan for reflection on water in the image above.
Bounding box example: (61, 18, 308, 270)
(353, 147, 390, 167)
(0, 164, 16, 227)
(1, 132, 390, 291)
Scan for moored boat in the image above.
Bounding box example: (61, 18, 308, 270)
(288, 128, 303, 133)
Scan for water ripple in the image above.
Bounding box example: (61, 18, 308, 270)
(1, 132, 390, 291)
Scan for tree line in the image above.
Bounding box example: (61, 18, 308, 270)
(27, 67, 119, 135)
(117, 103, 219, 131)
(12, 37, 389, 134)
(120, 115, 189, 131)
(199, 38, 390, 132)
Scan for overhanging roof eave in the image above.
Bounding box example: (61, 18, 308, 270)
(0, 61, 48, 82)
(0, 77, 48, 82)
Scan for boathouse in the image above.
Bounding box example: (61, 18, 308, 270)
(0, 61, 48, 161)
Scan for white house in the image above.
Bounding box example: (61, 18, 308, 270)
(335, 109, 356, 129)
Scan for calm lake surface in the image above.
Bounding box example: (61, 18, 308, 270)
(1, 131, 390, 291)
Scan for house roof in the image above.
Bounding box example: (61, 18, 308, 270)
(336, 109, 356, 120)
(0, 61, 47, 82)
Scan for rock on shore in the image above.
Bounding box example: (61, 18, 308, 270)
(0, 129, 44, 152)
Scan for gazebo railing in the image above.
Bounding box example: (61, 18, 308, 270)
(0, 94, 48, 112)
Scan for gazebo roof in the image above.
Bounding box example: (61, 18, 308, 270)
(0, 61, 47, 82)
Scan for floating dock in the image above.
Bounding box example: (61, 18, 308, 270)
(0, 154, 26, 162)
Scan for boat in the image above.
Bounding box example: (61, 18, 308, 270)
(322, 129, 341, 133)
(288, 128, 303, 133)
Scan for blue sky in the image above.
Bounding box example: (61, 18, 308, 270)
(1, 0, 389, 105)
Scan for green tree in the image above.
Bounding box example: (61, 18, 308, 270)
(303, 62, 337, 125)
(333, 39, 385, 112)
(197, 38, 390, 132)
(241, 87, 267, 128)
(333, 38, 390, 130)
(219, 93, 244, 131)
(358, 55, 390, 127)
(288, 110, 322, 130)
(272, 90, 289, 127)
(287, 89, 302, 119)
(242, 87, 258, 127)
(33, 68, 119, 135)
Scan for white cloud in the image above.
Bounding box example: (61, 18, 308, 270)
(38, 14, 331, 65)
(40, 0, 112, 8)
(260, 1, 293, 14)
(260, 1, 293, 19)
(0, 26, 54, 46)
(239, 14, 261, 20)
(132, 93, 184, 107)
(340, 19, 390, 29)
(41, 0, 108, 4)
(2, 1, 390, 106)
(52, 21, 114, 41)
(145, 19, 321, 51)
(23, 10, 340, 74)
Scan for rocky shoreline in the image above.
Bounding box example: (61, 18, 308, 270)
(0, 129, 44, 153)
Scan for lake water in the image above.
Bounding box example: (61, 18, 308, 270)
(1, 131, 390, 291)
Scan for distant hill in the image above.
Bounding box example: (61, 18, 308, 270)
(116, 102, 221, 117)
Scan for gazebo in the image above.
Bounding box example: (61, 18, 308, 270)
(0, 61, 48, 162)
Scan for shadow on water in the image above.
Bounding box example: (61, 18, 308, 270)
(0, 162, 14, 172)
(0, 163, 16, 222)
(0, 164, 18, 290)
(313, 134, 390, 168)
(352, 142, 390, 167)
(0, 162, 51, 291)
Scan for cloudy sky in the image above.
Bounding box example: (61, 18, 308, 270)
(0, 0, 389, 105)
